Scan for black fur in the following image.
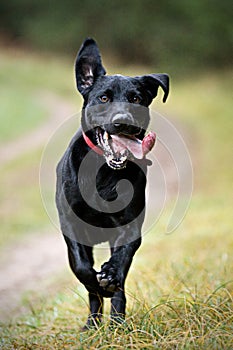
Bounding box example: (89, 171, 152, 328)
(56, 38, 169, 328)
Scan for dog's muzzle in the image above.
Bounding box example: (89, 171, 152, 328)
(96, 127, 156, 170)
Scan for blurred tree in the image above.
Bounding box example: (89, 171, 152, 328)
(0, 0, 232, 73)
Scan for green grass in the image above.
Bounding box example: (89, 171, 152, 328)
(1, 225, 232, 348)
(0, 148, 49, 247)
(0, 49, 232, 348)
(0, 48, 78, 244)
(168, 70, 233, 195)
(0, 84, 47, 142)
(1, 293, 232, 349)
(1, 197, 232, 348)
(0, 48, 79, 141)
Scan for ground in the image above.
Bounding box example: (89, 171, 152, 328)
(0, 92, 74, 321)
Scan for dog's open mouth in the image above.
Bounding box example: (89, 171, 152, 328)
(96, 128, 156, 170)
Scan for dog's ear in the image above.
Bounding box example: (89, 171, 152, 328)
(137, 74, 169, 103)
(75, 38, 106, 95)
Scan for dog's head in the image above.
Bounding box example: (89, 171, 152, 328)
(75, 38, 169, 170)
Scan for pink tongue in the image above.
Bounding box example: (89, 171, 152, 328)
(110, 131, 156, 159)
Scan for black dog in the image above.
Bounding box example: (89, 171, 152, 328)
(56, 38, 169, 328)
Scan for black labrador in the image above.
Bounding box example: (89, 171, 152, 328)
(56, 38, 169, 328)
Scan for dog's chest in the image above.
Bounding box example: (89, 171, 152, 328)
(95, 167, 127, 203)
(95, 162, 146, 205)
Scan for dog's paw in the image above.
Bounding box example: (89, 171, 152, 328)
(96, 263, 121, 293)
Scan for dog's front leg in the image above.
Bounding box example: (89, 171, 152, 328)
(111, 238, 141, 322)
(97, 232, 142, 322)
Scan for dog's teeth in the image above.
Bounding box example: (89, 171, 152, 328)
(106, 146, 112, 154)
(111, 158, 125, 165)
(96, 128, 128, 170)
(96, 129, 102, 146)
(103, 131, 109, 141)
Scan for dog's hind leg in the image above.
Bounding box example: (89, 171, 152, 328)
(63, 235, 105, 327)
(85, 292, 103, 328)
(64, 236, 97, 289)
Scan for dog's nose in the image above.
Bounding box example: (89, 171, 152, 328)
(112, 113, 134, 127)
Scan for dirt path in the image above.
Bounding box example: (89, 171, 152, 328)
(0, 230, 69, 321)
(0, 92, 75, 164)
(0, 93, 76, 322)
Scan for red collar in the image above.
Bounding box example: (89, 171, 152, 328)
(82, 131, 104, 156)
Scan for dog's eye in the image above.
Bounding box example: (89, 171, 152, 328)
(132, 95, 141, 104)
(99, 95, 109, 103)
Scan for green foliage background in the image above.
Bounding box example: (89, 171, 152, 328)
(0, 0, 232, 73)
